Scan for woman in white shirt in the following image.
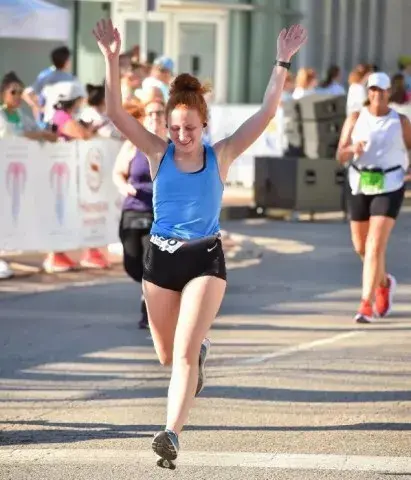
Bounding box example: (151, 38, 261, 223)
(337, 72, 411, 323)
(80, 84, 122, 139)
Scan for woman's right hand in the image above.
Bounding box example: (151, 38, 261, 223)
(119, 183, 137, 197)
(92, 19, 121, 60)
(351, 141, 367, 158)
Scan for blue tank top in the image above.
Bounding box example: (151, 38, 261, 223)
(150, 142, 224, 240)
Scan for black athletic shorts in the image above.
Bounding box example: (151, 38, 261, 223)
(142, 234, 227, 292)
(348, 186, 405, 221)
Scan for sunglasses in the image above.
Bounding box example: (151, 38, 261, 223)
(146, 110, 165, 117)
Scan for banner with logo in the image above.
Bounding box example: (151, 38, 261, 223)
(0, 138, 42, 251)
(36, 142, 80, 252)
(0, 104, 284, 252)
(77, 139, 122, 248)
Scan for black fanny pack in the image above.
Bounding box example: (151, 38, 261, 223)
(121, 210, 153, 230)
(350, 164, 403, 174)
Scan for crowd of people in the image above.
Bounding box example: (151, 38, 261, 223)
(0, 45, 175, 288)
(281, 61, 411, 115)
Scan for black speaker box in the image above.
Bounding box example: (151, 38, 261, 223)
(296, 95, 347, 121)
(254, 156, 345, 212)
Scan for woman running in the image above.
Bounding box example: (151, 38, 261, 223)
(113, 94, 168, 329)
(337, 72, 411, 323)
(93, 18, 307, 469)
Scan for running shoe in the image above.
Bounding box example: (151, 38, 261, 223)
(195, 338, 211, 397)
(80, 248, 110, 269)
(354, 299, 374, 324)
(152, 429, 179, 470)
(43, 252, 75, 273)
(0, 260, 13, 279)
(374, 274, 396, 318)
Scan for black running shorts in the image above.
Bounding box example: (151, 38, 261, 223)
(142, 234, 227, 292)
(348, 186, 405, 222)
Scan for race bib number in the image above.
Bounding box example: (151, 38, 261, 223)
(150, 235, 185, 254)
(360, 170, 384, 195)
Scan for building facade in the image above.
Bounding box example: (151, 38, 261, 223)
(1, 0, 410, 104)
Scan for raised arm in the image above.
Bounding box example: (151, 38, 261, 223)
(92, 19, 167, 164)
(213, 24, 307, 173)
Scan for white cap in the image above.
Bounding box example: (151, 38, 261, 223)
(367, 72, 391, 90)
(53, 81, 87, 102)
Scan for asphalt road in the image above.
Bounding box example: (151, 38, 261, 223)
(1, 214, 411, 480)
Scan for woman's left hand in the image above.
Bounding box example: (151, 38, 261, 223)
(276, 24, 308, 62)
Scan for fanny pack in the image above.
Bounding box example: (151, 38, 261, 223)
(121, 210, 153, 230)
(150, 234, 220, 254)
(350, 164, 403, 194)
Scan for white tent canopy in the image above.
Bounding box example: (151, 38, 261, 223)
(0, 0, 70, 41)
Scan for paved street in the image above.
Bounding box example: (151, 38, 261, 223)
(1, 213, 411, 479)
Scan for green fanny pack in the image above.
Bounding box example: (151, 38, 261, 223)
(351, 164, 403, 194)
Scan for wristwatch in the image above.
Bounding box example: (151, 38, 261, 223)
(275, 60, 291, 70)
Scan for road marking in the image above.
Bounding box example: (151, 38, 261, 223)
(0, 449, 410, 473)
(235, 331, 363, 365)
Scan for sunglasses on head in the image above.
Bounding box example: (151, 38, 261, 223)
(146, 110, 165, 116)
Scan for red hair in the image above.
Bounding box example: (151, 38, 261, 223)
(123, 97, 145, 121)
(166, 73, 211, 124)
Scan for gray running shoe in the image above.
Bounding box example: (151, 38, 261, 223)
(152, 429, 180, 470)
(195, 338, 211, 397)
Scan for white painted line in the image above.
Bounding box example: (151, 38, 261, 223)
(236, 331, 363, 365)
(0, 449, 410, 473)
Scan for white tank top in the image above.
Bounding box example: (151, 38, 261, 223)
(349, 107, 408, 194)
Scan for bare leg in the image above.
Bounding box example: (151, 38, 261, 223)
(166, 276, 226, 434)
(142, 280, 181, 365)
(361, 216, 395, 302)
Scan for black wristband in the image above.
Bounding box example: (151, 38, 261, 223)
(275, 60, 291, 70)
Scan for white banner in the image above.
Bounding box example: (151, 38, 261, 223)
(0, 104, 282, 252)
(36, 142, 80, 252)
(0, 139, 42, 251)
(77, 139, 122, 248)
(208, 105, 285, 156)
(208, 105, 285, 186)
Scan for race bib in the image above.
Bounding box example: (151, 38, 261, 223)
(150, 235, 185, 254)
(360, 170, 384, 195)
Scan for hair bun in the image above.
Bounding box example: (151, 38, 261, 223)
(86, 83, 97, 94)
(170, 73, 211, 96)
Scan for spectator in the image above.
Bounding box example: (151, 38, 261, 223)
(121, 63, 147, 103)
(319, 64, 346, 95)
(43, 81, 108, 273)
(389, 73, 411, 105)
(142, 56, 174, 102)
(292, 67, 318, 100)
(80, 83, 122, 139)
(0, 72, 57, 141)
(22, 46, 75, 129)
(0, 72, 57, 280)
(113, 95, 167, 329)
(398, 56, 411, 92)
(50, 81, 94, 142)
(346, 63, 373, 116)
